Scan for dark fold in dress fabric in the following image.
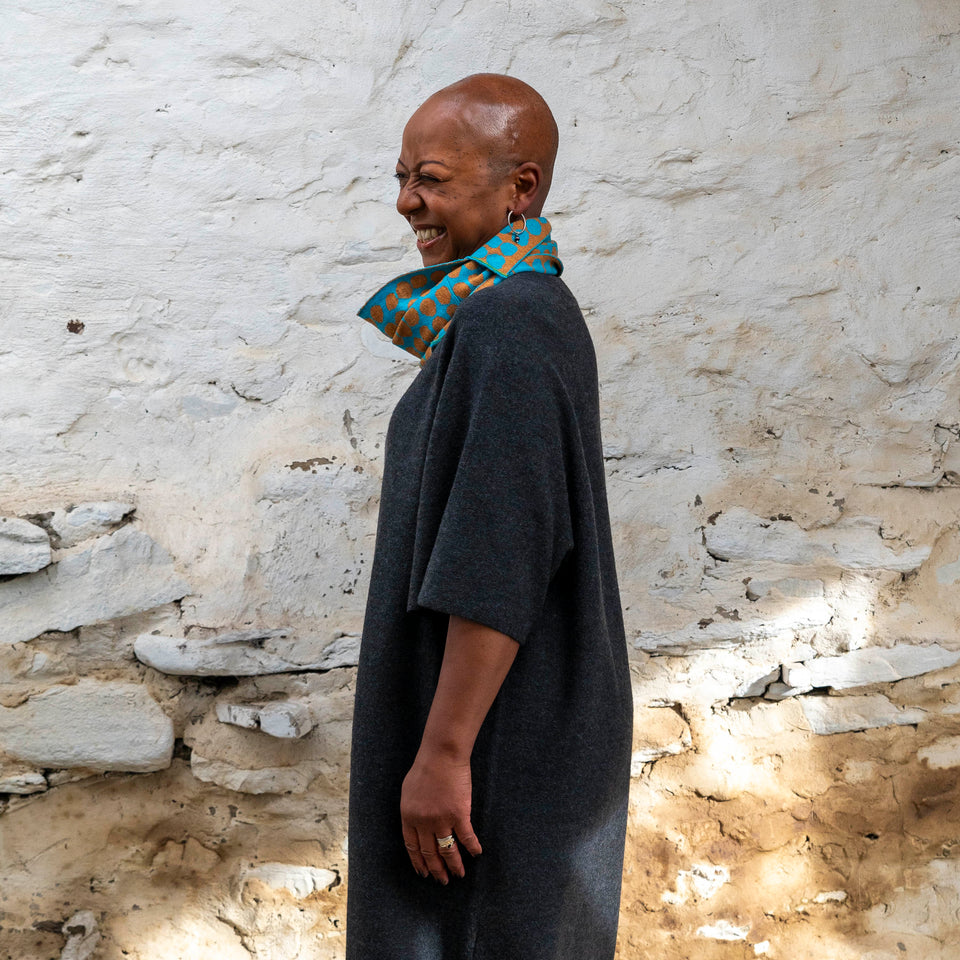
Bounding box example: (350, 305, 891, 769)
(347, 272, 633, 960)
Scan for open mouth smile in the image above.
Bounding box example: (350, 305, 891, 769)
(414, 226, 447, 250)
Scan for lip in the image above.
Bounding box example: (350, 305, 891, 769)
(412, 224, 447, 251)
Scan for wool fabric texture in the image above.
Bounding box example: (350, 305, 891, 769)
(347, 272, 632, 960)
(357, 216, 562, 364)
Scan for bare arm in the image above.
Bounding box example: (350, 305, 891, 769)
(400, 614, 519, 883)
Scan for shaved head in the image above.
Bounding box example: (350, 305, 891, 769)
(416, 74, 559, 215)
(395, 74, 560, 264)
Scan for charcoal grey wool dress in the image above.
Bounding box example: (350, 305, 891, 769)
(346, 272, 632, 960)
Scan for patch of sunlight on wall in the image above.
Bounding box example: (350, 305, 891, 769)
(131, 909, 252, 960)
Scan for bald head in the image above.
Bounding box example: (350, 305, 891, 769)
(416, 74, 559, 215)
(395, 75, 560, 264)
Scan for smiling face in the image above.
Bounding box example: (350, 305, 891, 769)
(395, 97, 518, 267)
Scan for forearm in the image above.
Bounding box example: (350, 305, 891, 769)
(417, 614, 519, 764)
(401, 615, 517, 881)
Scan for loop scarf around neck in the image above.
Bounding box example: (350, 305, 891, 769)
(358, 217, 562, 365)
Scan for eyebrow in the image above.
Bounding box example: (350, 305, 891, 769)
(395, 159, 452, 169)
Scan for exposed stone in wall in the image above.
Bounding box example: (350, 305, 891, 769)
(0, 516, 51, 575)
(47, 500, 135, 548)
(0, 767, 48, 795)
(2, 0, 959, 958)
(134, 627, 358, 675)
(241, 862, 340, 898)
(800, 693, 928, 735)
(918, 735, 960, 769)
(705, 508, 933, 572)
(793, 643, 960, 692)
(217, 699, 314, 739)
(631, 705, 692, 774)
(59, 911, 99, 960)
(186, 671, 353, 796)
(0, 760, 347, 959)
(0, 679, 174, 772)
(0, 525, 190, 646)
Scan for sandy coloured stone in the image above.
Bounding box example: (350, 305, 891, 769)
(632, 705, 692, 773)
(186, 673, 353, 796)
(151, 838, 220, 875)
(190, 754, 321, 795)
(241, 862, 339, 898)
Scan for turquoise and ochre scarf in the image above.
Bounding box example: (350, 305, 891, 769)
(358, 217, 562, 365)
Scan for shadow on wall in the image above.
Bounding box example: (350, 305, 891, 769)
(619, 678, 960, 959)
(0, 501, 354, 960)
(0, 760, 348, 959)
(4, 500, 960, 959)
(615, 491, 960, 956)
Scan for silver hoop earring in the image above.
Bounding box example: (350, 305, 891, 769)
(506, 210, 526, 242)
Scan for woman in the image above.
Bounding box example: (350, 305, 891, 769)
(347, 74, 632, 960)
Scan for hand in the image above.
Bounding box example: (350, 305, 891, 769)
(400, 749, 483, 884)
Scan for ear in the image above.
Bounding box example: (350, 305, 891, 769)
(509, 162, 543, 216)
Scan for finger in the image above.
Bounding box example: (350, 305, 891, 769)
(417, 828, 449, 885)
(437, 832, 465, 879)
(454, 817, 483, 858)
(402, 822, 429, 878)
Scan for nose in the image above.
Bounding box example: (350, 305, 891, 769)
(396, 179, 422, 218)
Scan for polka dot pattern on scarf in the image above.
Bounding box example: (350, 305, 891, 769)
(359, 217, 562, 365)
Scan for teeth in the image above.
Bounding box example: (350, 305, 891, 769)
(416, 228, 442, 242)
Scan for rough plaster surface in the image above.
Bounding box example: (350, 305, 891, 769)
(2, 1, 959, 958)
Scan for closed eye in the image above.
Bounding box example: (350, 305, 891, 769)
(393, 172, 440, 185)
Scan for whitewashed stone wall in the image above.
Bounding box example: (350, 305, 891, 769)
(2, 1, 959, 958)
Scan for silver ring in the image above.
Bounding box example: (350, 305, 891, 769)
(437, 834, 456, 850)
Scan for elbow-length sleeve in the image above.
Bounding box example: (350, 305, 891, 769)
(408, 334, 575, 644)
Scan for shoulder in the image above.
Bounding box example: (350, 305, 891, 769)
(446, 274, 593, 375)
(456, 273, 582, 336)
